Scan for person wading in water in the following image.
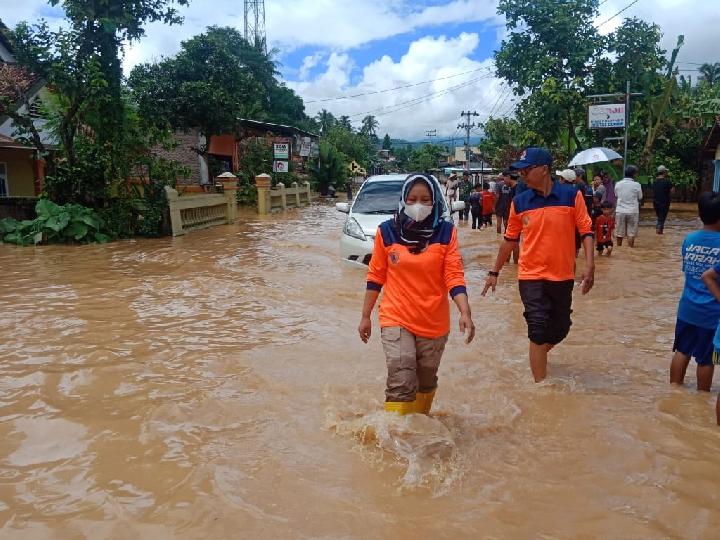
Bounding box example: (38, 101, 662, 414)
(359, 174, 475, 414)
(482, 148, 595, 383)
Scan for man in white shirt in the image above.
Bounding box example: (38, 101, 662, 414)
(614, 165, 644, 247)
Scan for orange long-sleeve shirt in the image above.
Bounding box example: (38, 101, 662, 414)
(366, 220, 466, 338)
(505, 183, 593, 281)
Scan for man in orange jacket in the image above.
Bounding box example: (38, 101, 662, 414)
(482, 148, 595, 382)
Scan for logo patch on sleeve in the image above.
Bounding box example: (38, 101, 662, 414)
(389, 251, 400, 265)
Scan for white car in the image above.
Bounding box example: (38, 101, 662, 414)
(336, 174, 465, 267)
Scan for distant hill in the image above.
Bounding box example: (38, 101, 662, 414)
(388, 135, 482, 150)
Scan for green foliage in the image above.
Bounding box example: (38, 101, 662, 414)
(382, 133, 392, 150)
(409, 144, 443, 172)
(478, 117, 538, 168)
(129, 27, 266, 145)
(236, 139, 273, 205)
(323, 125, 375, 169)
(495, 0, 602, 153)
(10, 1, 188, 206)
(360, 115, 379, 137)
(315, 109, 336, 135)
(1, 199, 110, 245)
(312, 141, 347, 194)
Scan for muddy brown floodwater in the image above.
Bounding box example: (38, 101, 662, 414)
(0, 203, 719, 539)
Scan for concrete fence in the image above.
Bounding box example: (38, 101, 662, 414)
(255, 173, 313, 215)
(165, 172, 239, 236)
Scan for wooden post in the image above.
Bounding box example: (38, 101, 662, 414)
(304, 181, 311, 205)
(165, 185, 185, 236)
(255, 173, 272, 215)
(217, 172, 238, 223)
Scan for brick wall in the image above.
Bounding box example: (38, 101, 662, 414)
(152, 129, 201, 185)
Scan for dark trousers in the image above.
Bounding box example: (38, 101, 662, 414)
(471, 207, 481, 229)
(654, 203, 670, 232)
(518, 280, 574, 345)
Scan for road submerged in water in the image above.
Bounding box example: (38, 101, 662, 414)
(0, 203, 718, 539)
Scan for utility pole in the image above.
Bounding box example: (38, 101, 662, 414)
(458, 110, 479, 173)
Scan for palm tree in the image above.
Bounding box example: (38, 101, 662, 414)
(699, 63, 720, 86)
(315, 109, 336, 134)
(360, 115, 379, 137)
(338, 115, 353, 131)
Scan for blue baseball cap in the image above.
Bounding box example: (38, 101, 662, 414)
(510, 147, 553, 170)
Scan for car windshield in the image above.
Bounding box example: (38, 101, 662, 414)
(351, 181, 403, 214)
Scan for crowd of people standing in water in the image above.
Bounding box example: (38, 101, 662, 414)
(358, 146, 720, 426)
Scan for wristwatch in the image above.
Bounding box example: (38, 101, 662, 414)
(488, 271, 499, 277)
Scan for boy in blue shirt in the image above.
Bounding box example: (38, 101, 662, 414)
(670, 192, 720, 392)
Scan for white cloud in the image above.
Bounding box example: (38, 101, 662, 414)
(595, 0, 720, 69)
(298, 52, 325, 80)
(289, 33, 512, 140)
(266, 0, 500, 51)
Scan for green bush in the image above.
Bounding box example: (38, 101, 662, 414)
(0, 199, 111, 245)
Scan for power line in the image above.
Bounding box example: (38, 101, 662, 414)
(348, 74, 493, 118)
(597, 0, 642, 28)
(304, 66, 494, 104)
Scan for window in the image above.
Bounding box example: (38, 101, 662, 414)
(0, 163, 7, 197)
(352, 181, 404, 214)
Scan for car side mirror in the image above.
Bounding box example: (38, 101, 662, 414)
(451, 201, 466, 212)
(336, 202, 350, 213)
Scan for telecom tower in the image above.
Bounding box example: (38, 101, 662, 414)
(244, 0, 267, 54)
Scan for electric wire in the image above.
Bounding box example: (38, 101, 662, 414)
(304, 66, 494, 104)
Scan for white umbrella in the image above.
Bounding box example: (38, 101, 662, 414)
(568, 147, 622, 167)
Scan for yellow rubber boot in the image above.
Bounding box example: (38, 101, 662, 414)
(415, 389, 436, 415)
(384, 400, 417, 415)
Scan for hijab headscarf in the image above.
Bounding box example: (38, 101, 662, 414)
(394, 173, 445, 254)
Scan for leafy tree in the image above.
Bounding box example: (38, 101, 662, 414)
(129, 26, 267, 177)
(382, 133, 392, 150)
(478, 117, 538, 168)
(409, 144, 443, 172)
(47, 0, 188, 136)
(323, 124, 375, 169)
(495, 0, 602, 152)
(360, 115, 379, 138)
(312, 141, 346, 195)
(338, 115, 353, 131)
(7, 0, 187, 204)
(607, 18, 666, 93)
(699, 63, 720, 86)
(315, 109, 336, 134)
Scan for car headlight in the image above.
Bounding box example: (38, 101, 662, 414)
(343, 217, 366, 241)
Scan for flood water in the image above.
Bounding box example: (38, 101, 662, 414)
(0, 203, 719, 539)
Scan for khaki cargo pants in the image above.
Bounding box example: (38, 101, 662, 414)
(380, 326, 449, 402)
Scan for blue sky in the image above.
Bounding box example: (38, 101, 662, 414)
(2, 0, 718, 139)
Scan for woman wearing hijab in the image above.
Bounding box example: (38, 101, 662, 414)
(358, 173, 475, 415)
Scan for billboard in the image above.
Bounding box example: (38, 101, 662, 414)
(273, 143, 290, 159)
(588, 104, 626, 129)
(273, 160, 289, 173)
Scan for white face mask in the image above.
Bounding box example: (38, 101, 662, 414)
(404, 202, 432, 222)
